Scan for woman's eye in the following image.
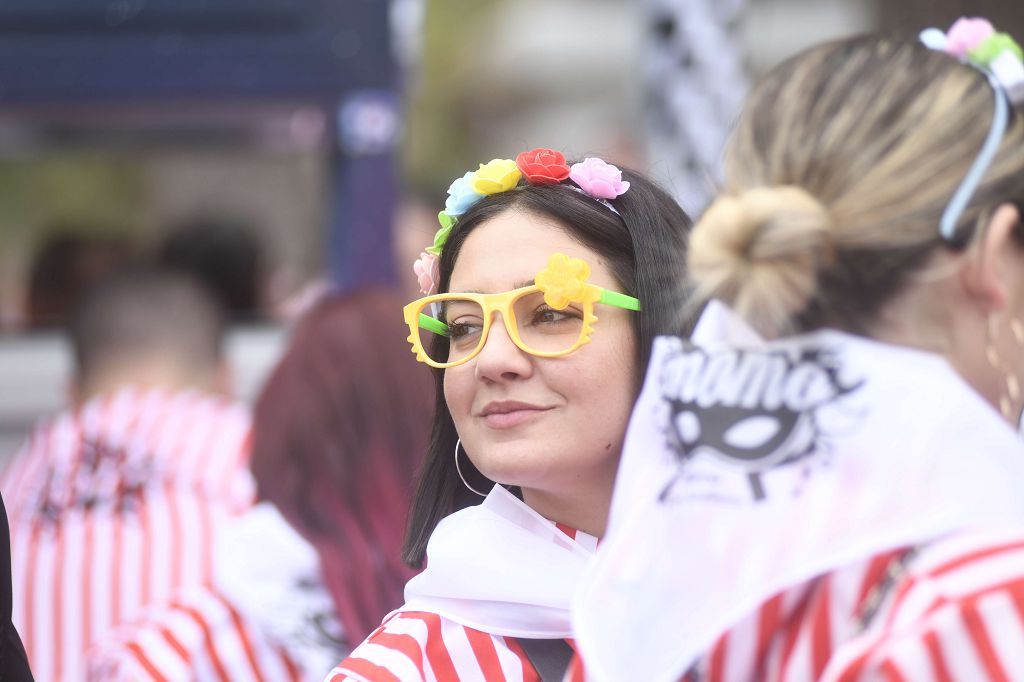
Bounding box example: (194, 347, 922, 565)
(530, 307, 579, 326)
(449, 320, 483, 341)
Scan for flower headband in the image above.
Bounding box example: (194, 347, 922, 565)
(413, 148, 630, 295)
(920, 18, 1024, 241)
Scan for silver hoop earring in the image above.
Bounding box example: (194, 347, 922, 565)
(454, 438, 488, 497)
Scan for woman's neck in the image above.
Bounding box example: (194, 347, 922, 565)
(519, 478, 614, 539)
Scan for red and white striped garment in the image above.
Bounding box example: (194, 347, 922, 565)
(87, 502, 348, 681)
(327, 522, 593, 682)
(326, 610, 570, 682)
(86, 587, 305, 681)
(1, 386, 254, 682)
(566, 529, 1024, 682)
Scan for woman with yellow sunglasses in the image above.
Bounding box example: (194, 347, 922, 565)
(326, 149, 693, 681)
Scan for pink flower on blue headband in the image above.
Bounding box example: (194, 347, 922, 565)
(569, 157, 630, 200)
(920, 17, 1024, 103)
(444, 171, 484, 216)
(946, 18, 994, 58)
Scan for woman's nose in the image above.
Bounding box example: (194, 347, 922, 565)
(473, 313, 534, 382)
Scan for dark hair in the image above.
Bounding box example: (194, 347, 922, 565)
(29, 232, 134, 329)
(250, 290, 433, 640)
(69, 267, 225, 388)
(159, 216, 265, 322)
(402, 165, 695, 566)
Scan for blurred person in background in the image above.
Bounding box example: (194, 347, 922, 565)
(27, 231, 134, 329)
(158, 215, 268, 323)
(87, 290, 434, 680)
(327, 149, 694, 681)
(0, 268, 253, 681)
(572, 20, 1024, 682)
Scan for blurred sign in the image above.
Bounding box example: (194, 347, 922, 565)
(337, 90, 401, 157)
(0, 0, 394, 101)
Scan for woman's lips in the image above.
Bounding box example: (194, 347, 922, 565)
(478, 402, 554, 429)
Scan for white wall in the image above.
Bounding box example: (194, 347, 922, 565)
(0, 326, 286, 460)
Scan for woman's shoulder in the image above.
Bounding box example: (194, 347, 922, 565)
(327, 610, 543, 682)
(86, 586, 304, 681)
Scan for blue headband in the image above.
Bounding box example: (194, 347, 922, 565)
(920, 20, 1024, 241)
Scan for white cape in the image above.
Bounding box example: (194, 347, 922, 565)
(573, 303, 1024, 682)
(216, 503, 348, 678)
(401, 485, 597, 639)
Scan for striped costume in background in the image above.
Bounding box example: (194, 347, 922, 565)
(87, 503, 347, 681)
(1, 386, 254, 681)
(87, 587, 305, 681)
(690, 532, 1024, 680)
(326, 610, 568, 682)
(326, 486, 597, 682)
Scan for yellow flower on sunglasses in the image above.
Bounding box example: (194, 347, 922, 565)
(402, 252, 641, 369)
(535, 253, 602, 310)
(471, 159, 522, 195)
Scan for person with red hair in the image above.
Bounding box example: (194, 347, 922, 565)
(86, 290, 434, 680)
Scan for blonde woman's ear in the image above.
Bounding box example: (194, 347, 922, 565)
(964, 203, 1024, 312)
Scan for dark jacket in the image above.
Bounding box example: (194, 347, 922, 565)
(0, 493, 32, 681)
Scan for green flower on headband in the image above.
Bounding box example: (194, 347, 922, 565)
(969, 32, 1023, 66)
(426, 212, 455, 256)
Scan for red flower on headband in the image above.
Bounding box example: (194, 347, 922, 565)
(515, 148, 571, 185)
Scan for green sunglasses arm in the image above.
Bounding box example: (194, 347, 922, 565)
(599, 289, 641, 311)
(418, 312, 450, 336)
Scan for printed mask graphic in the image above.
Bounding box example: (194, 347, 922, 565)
(657, 344, 863, 502)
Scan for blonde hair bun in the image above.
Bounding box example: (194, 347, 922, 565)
(688, 186, 832, 337)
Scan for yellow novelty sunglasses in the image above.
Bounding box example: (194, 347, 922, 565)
(402, 253, 640, 369)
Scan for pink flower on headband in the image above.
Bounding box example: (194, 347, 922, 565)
(946, 17, 995, 58)
(569, 157, 630, 200)
(413, 252, 440, 295)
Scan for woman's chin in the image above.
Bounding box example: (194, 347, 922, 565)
(474, 453, 551, 490)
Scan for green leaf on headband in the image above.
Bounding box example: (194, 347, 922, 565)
(427, 212, 455, 255)
(437, 210, 455, 232)
(970, 33, 1023, 66)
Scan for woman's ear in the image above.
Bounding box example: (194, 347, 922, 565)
(962, 203, 1024, 312)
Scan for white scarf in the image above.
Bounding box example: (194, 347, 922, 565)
(574, 303, 1024, 682)
(400, 485, 597, 639)
(216, 503, 348, 680)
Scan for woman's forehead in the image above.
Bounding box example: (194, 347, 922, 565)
(449, 211, 614, 292)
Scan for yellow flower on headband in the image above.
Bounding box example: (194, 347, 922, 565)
(472, 159, 522, 195)
(535, 253, 602, 310)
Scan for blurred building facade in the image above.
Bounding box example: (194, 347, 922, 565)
(3, 0, 1024, 458)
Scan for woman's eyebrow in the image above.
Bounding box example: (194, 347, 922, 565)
(453, 280, 535, 295)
